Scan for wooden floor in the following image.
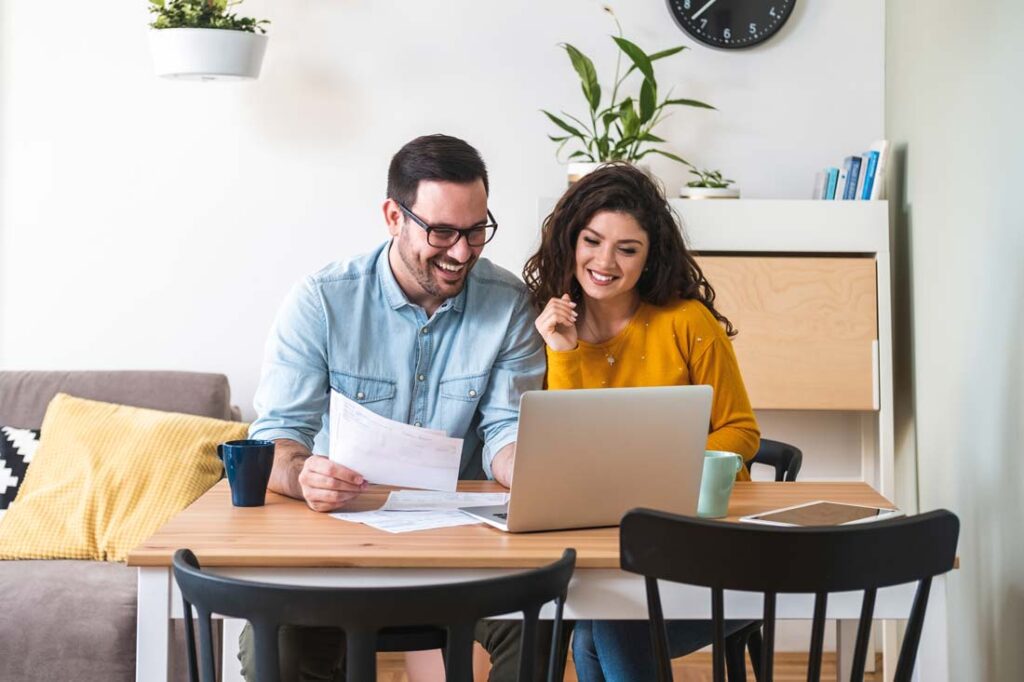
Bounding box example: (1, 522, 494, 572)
(377, 651, 884, 681)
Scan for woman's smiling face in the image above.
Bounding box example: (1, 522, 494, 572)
(574, 210, 650, 303)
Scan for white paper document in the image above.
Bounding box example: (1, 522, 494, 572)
(331, 510, 481, 534)
(329, 390, 463, 491)
(380, 490, 509, 512)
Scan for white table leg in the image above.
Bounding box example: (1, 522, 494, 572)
(911, 577, 949, 682)
(137, 567, 172, 682)
(836, 619, 858, 681)
(882, 620, 899, 681)
(867, 626, 877, 673)
(222, 618, 246, 682)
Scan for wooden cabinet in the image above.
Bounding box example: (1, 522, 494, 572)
(697, 256, 878, 410)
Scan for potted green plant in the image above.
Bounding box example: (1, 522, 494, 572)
(679, 166, 740, 199)
(148, 0, 270, 81)
(543, 7, 715, 184)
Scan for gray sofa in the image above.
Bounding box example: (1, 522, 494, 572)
(0, 370, 241, 682)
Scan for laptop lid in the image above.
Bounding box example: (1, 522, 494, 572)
(503, 385, 712, 532)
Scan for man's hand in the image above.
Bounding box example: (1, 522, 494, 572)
(268, 439, 368, 512)
(298, 456, 368, 512)
(491, 443, 516, 488)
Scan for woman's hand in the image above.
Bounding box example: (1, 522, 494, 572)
(535, 294, 579, 351)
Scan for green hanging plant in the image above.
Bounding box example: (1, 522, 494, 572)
(148, 0, 270, 34)
(542, 6, 715, 166)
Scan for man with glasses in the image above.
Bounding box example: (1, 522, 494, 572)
(244, 134, 549, 680)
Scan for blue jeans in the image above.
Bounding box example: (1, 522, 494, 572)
(572, 619, 750, 682)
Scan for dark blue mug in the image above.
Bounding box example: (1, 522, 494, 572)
(217, 439, 275, 507)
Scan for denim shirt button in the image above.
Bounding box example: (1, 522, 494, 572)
(468, 389, 477, 398)
(414, 421, 422, 427)
(418, 374, 426, 381)
(421, 326, 429, 335)
(356, 391, 365, 400)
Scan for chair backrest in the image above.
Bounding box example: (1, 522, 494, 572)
(620, 509, 958, 682)
(173, 548, 576, 682)
(747, 438, 803, 481)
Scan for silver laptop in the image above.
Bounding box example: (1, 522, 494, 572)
(461, 385, 712, 532)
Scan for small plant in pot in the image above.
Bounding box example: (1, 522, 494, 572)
(679, 166, 740, 199)
(148, 0, 270, 81)
(543, 6, 715, 185)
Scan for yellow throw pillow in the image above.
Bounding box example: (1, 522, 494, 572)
(0, 393, 249, 561)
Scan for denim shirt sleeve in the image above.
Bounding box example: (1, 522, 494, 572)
(478, 291, 546, 478)
(249, 277, 329, 451)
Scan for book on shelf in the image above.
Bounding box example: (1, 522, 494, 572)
(812, 170, 826, 199)
(834, 164, 848, 200)
(814, 139, 889, 200)
(855, 153, 871, 199)
(861, 150, 880, 199)
(868, 140, 890, 200)
(841, 155, 862, 200)
(824, 167, 839, 200)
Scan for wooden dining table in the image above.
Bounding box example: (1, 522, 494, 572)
(127, 480, 949, 682)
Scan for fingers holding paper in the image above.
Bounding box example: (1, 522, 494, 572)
(299, 455, 368, 512)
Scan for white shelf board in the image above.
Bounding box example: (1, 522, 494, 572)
(672, 200, 890, 254)
(537, 198, 890, 254)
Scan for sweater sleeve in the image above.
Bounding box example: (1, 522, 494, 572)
(545, 346, 585, 389)
(689, 335, 761, 464)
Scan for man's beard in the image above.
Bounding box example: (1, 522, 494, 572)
(398, 237, 474, 300)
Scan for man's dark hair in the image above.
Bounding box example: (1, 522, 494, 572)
(387, 134, 489, 208)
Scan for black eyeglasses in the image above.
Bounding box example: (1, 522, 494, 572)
(396, 201, 498, 248)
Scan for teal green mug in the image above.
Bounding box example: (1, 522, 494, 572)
(697, 450, 744, 518)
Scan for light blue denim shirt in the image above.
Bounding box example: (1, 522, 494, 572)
(250, 240, 545, 479)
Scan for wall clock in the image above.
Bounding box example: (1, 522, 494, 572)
(666, 0, 796, 49)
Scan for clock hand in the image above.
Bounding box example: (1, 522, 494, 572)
(691, 0, 720, 21)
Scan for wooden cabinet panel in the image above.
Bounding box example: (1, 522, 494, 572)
(697, 256, 878, 410)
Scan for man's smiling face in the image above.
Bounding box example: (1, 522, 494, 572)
(387, 178, 488, 310)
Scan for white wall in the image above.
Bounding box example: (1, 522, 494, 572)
(886, 1, 1024, 679)
(0, 0, 883, 417)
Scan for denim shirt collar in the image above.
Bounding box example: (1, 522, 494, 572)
(376, 240, 467, 315)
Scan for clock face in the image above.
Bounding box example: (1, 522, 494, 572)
(666, 0, 796, 49)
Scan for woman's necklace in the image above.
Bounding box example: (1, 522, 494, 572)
(585, 317, 622, 366)
(581, 301, 640, 367)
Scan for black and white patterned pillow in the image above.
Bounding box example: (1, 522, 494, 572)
(1, 426, 40, 521)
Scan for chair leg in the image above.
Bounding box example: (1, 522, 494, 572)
(725, 630, 748, 682)
(747, 630, 763, 681)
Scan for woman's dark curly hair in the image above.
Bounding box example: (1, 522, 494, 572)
(523, 162, 736, 336)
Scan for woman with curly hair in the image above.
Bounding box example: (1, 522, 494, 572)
(523, 163, 759, 681)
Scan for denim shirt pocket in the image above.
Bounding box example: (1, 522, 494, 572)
(438, 371, 489, 431)
(439, 371, 490, 403)
(330, 371, 397, 415)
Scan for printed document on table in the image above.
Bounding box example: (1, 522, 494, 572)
(330, 510, 482, 533)
(329, 390, 463, 491)
(380, 490, 509, 512)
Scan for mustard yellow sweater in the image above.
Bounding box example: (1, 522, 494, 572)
(546, 299, 760, 480)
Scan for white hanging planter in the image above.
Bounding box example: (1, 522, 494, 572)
(149, 28, 268, 81)
(679, 186, 741, 200)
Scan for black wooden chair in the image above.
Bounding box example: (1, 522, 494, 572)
(747, 438, 803, 482)
(173, 547, 576, 682)
(727, 438, 805, 679)
(620, 509, 958, 682)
